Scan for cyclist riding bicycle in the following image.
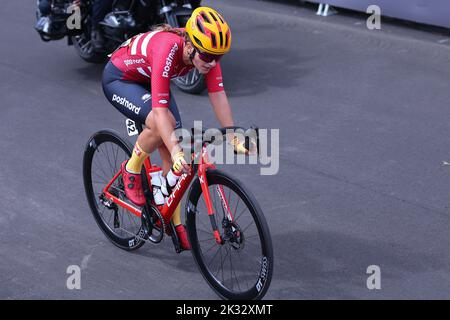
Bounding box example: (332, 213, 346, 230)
(102, 6, 252, 250)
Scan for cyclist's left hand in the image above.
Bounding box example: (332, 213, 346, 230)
(172, 150, 191, 174)
(230, 136, 257, 155)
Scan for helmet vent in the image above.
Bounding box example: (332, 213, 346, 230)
(196, 18, 206, 34)
(210, 12, 218, 22)
(193, 36, 203, 48)
(200, 12, 211, 24)
(224, 31, 229, 49)
(219, 31, 224, 47)
(217, 13, 225, 24)
(211, 33, 217, 48)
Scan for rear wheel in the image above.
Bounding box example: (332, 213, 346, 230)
(186, 169, 273, 300)
(83, 130, 145, 250)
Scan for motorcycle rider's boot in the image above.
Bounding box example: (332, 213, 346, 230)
(35, 16, 50, 34)
(91, 27, 105, 51)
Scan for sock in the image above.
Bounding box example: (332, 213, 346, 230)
(171, 203, 182, 226)
(126, 142, 149, 174)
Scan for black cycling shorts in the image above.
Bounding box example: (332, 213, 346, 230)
(102, 61, 182, 129)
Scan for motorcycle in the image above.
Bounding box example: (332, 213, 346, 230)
(35, 0, 205, 94)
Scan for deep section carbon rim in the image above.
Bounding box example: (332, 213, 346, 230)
(187, 170, 273, 299)
(83, 130, 145, 250)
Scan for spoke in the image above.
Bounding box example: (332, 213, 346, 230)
(233, 197, 240, 221)
(80, 40, 90, 51)
(197, 208, 213, 235)
(228, 246, 243, 292)
(92, 171, 110, 183)
(240, 220, 256, 234)
(196, 225, 213, 235)
(93, 154, 114, 185)
(219, 245, 231, 286)
(99, 145, 112, 179)
(120, 205, 125, 231)
(202, 241, 220, 255)
(110, 185, 126, 195)
(76, 37, 84, 47)
(125, 208, 136, 232)
(197, 237, 216, 243)
(105, 143, 116, 178)
(234, 207, 249, 223)
(101, 206, 112, 225)
(236, 250, 249, 290)
(217, 245, 225, 284)
(208, 245, 223, 270)
(190, 70, 196, 85)
(111, 142, 121, 176)
(228, 246, 234, 290)
(113, 143, 120, 173)
(92, 180, 109, 186)
(243, 234, 261, 248)
(93, 155, 112, 183)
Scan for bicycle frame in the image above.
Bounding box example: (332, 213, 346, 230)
(101, 144, 234, 244)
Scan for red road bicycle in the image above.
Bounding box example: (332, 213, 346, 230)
(82, 125, 273, 300)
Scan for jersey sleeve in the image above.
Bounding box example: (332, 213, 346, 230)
(205, 62, 225, 93)
(150, 39, 181, 109)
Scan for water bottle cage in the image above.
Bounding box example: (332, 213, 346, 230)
(162, 179, 173, 197)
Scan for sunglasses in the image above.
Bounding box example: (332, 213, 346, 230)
(196, 49, 223, 63)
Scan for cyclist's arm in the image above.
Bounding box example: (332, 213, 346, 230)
(150, 39, 183, 158)
(206, 63, 234, 128)
(152, 108, 181, 157)
(207, 65, 255, 154)
(209, 91, 234, 128)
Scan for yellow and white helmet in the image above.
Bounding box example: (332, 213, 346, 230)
(185, 7, 232, 55)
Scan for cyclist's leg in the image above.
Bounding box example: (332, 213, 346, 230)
(141, 92, 181, 173)
(102, 62, 182, 156)
(102, 62, 183, 205)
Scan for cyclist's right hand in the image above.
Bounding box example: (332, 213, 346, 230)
(172, 150, 190, 174)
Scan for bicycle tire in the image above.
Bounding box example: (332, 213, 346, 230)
(185, 169, 273, 300)
(83, 129, 146, 251)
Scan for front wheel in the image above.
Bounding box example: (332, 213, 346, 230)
(186, 169, 273, 300)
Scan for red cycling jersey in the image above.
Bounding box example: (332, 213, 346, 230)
(110, 30, 225, 109)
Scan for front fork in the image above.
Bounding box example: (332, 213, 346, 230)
(198, 163, 235, 245)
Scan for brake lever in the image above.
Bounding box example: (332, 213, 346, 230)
(245, 125, 259, 155)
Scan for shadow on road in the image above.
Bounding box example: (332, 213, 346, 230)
(222, 47, 314, 97)
(269, 230, 448, 299)
(75, 62, 107, 83)
(70, 46, 313, 99)
(130, 242, 199, 273)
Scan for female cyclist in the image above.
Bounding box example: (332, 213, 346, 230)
(102, 7, 251, 250)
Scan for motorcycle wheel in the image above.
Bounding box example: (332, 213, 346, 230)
(172, 69, 206, 95)
(71, 32, 107, 64)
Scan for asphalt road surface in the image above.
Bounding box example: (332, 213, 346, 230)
(1, 0, 450, 299)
